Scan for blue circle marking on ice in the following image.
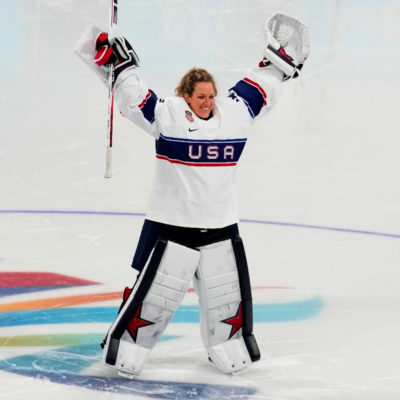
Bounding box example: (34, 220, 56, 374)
(1, 209, 400, 239)
(0, 344, 257, 399)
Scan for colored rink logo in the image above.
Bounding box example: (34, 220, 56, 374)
(0, 272, 323, 398)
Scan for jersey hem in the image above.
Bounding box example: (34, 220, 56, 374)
(145, 213, 239, 230)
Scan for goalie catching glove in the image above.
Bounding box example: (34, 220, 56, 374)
(260, 13, 310, 80)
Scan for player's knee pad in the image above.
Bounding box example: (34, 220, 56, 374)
(194, 236, 260, 374)
(102, 238, 200, 377)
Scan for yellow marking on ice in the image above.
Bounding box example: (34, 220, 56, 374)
(0, 334, 104, 347)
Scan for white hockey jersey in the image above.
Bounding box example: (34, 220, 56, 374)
(115, 66, 283, 228)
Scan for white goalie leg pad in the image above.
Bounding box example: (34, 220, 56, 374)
(194, 238, 259, 374)
(102, 239, 200, 377)
(73, 24, 109, 86)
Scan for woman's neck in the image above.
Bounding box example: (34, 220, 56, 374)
(197, 111, 213, 121)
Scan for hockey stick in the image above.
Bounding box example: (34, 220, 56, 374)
(105, 0, 118, 179)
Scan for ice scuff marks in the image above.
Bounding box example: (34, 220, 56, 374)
(0, 344, 257, 399)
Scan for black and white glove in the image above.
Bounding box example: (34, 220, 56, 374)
(261, 13, 310, 81)
(94, 32, 140, 81)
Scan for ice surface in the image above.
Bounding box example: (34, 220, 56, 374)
(1, 0, 400, 399)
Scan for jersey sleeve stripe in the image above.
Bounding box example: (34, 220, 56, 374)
(229, 78, 267, 118)
(243, 78, 267, 103)
(240, 97, 255, 119)
(138, 90, 151, 108)
(138, 89, 157, 124)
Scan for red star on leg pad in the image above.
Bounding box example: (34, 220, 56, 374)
(221, 302, 243, 340)
(127, 304, 155, 342)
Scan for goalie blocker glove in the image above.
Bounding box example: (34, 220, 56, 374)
(261, 13, 310, 80)
(94, 32, 140, 83)
(74, 26, 140, 86)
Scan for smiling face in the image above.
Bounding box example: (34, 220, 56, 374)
(184, 82, 216, 119)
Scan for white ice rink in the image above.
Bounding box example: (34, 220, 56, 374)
(1, 0, 400, 399)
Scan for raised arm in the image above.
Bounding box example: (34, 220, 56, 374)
(229, 64, 283, 122)
(96, 33, 160, 139)
(74, 26, 159, 138)
(229, 13, 310, 123)
(114, 69, 160, 139)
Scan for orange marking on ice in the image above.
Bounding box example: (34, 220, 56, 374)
(0, 286, 291, 312)
(0, 292, 121, 312)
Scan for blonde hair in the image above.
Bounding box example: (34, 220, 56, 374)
(175, 68, 218, 97)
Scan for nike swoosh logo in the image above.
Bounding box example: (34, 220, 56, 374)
(188, 128, 199, 132)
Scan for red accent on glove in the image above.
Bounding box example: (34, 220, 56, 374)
(279, 47, 293, 61)
(95, 32, 109, 50)
(95, 46, 114, 66)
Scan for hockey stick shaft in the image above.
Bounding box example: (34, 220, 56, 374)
(105, 66, 114, 178)
(104, 0, 118, 179)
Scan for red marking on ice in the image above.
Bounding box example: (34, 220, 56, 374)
(0, 272, 99, 288)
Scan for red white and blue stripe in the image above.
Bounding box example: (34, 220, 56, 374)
(229, 78, 267, 118)
(156, 133, 247, 167)
(138, 89, 157, 124)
